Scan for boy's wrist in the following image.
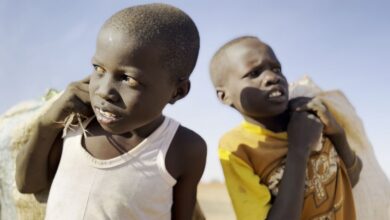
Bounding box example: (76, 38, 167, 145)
(39, 117, 65, 131)
(346, 155, 363, 186)
(39, 108, 68, 129)
(327, 130, 358, 168)
(287, 144, 311, 162)
(327, 129, 348, 148)
(328, 128, 346, 139)
(346, 152, 359, 170)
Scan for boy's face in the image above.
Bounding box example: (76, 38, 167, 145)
(219, 39, 289, 119)
(89, 28, 178, 134)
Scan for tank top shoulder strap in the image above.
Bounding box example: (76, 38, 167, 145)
(157, 116, 180, 186)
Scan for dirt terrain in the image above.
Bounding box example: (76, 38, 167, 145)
(197, 183, 235, 220)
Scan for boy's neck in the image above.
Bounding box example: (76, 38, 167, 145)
(118, 114, 165, 139)
(243, 110, 290, 133)
(93, 114, 165, 140)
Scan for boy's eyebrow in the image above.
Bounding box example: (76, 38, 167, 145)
(267, 58, 281, 68)
(240, 57, 281, 78)
(120, 65, 142, 75)
(242, 58, 265, 73)
(246, 56, 281, 71)
(91, 57, 142, 76)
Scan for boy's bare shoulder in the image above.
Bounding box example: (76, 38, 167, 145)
(166, 125, 207, 179)
(174, 125, 207, 157)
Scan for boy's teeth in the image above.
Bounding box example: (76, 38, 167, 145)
(269, 91, 282, 98)
(99, 108, 117, 118)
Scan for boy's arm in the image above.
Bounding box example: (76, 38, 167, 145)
(15, 77, 93, 193)
(327, 132, 362, 186)
(219, 149, 271, 220)
(295, 97, 363, 187)
(268, 111, 323, 220)
(221, 111, 323, 220)
(169, 127, 207, 220)
(220, 148, 310, 220)
(15, 117, 64, 193)
(266, 144, 310, 220)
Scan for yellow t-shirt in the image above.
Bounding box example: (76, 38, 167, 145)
(219, 121, 356, 220)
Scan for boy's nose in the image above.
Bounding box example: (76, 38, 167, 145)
(263, 71, 281, 87)
(95, 74, 120, 103)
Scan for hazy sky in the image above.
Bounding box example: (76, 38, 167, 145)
(0, 0, 389, 182)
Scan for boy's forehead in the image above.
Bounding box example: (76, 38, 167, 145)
(94, 29, 168, 76)
(226, 40, 276, 72)
(97, 29, 149, 58)
(97, 27, 136, 50)
(228, 40, 268, 61)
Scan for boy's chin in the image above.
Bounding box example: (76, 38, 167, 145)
(96, 119, 125, 135)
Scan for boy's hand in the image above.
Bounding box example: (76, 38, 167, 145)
(268, 110, 323, 220)
(288, 97, 312, 112)
(287, 111, 323, 157)
(295, 97, 343, 136)
(46, 76, 93, 125)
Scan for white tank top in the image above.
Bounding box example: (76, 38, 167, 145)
(45, 116, 179, 220)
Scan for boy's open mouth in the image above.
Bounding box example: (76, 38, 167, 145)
(267, 87, 287, 102)
(95, 107, 121, 124)
(269, 90, 282, 98)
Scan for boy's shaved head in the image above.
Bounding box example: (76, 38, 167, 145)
(210, 36, 263, 87)
(209, 35, 288, 119)
(101, 3, 200, 80)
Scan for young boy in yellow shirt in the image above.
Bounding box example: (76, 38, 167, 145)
(209, 36, 362, 220)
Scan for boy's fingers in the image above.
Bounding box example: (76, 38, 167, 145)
(76, 83, 90, 93)
(297, 99, 326, 113)
(305, 101, 331, 126)
(295, 105, 312, 112)
(77, 91, 90, 104)
(296, 102, 328, 125)
(295, 106, 306, 112)
(73, 84, 90, 104)
(307, 113, 322, 123)
(74, 97, 93, 116)
(289, 97, 312, 111)
(307, 99, 327, 113)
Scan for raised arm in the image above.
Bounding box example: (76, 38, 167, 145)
(326, 129, 362, 186)
(15, 77, 92, 193)
(295, 97, 363, 187)
(15, 114, 64, 193)
(220, 111, 323, 220)
(267, 111, 323, 220)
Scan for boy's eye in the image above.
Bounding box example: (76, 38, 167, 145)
(93, 65, 105, 74)
(272, 67, 282, 74)
(122, 75, 140, 87)
(246, 69, 262, 78)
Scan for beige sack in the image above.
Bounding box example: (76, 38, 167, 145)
(290, 76, 390, 220)
(0, 90, 59, 220)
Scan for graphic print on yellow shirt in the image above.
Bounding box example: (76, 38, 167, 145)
(219, 121, 356, 220)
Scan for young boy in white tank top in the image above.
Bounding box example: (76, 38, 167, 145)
(15, 3, 207, 220)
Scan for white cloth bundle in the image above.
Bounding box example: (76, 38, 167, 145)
(0, 90, 61, 220)
(290, 76, 390, 220)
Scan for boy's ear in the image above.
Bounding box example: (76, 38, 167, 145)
(169, 79, 191, 104)
(216, 88, 233, 106)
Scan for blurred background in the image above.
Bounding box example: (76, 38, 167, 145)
(0, 0, 389, 183)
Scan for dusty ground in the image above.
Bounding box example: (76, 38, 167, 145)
(197, 183, 235, 220)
